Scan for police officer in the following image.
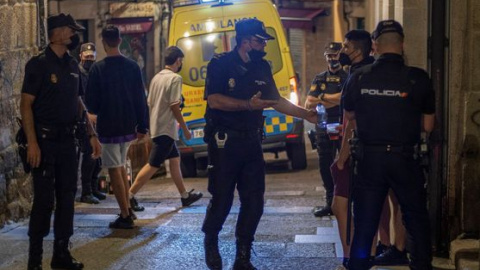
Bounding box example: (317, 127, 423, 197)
(78, 42, 106, 204)
(202, 19, 317, 270)
(342, 20, 435, 269)
(306, 42, 348, 217)
(20, 13, 101, 270)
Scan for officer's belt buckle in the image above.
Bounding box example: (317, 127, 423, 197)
(214, 132, 228, 149)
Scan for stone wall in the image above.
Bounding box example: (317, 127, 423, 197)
(450, 0, 480, 237)
(0, 0, 42, 226)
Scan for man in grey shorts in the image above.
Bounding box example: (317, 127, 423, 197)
(85, 25, 149, 229)
(129, 46, 203, 209)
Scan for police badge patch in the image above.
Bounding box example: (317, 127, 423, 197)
(321, 83, 326, 91)
(51, 74, 58, 84)
(228, 78, 235, 88)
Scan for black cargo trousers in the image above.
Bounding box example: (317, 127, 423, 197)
(202, 129, 265, 245)
(28, 127, 78, 242)
(80, 135, 101, 196)
(348, 149, 432, 270)
(315, 125, 340, 205)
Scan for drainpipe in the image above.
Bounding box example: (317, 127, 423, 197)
(428, 0, 448, 255)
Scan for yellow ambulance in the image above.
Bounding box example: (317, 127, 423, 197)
(170, 0, 306, 176)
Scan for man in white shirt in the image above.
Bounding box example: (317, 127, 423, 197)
(129, 46, 203, 211)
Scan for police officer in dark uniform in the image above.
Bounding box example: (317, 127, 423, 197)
(342, 20, 435, 270)
(202, 19, 317, 270)
(306, 42, 348, 217)
(20, 13, 101, 270)
(78, 42, 106, 204)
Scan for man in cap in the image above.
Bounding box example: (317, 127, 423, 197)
(305, 42, 348, 218)
(201, 18, 317, 270)
(78, 42, 106, 204)
(20, 13, 101, 270)
(342, 19, 434, 269)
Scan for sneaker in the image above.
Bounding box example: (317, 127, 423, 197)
(313, 205, 333, 217)
(129, 208, 137, 220)
(109, 215, 134, 229)
(181, 189, 203, 207)
(373, 245, 409, 266)
(130, 196, 145, 212)
(80, 194, 100, 204)
(92, 190, 106, 200)
(342, 257, 349, 269)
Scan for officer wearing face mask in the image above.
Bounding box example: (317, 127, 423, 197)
(78, 42, 106, 205)
(305, 42, 347, 218)
(202, 18, 317, 270)
(20, 13, 101, 270)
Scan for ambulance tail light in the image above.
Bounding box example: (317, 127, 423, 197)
(288, 76, 299, 105)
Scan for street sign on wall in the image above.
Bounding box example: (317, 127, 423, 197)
(109, 2, 157, 18)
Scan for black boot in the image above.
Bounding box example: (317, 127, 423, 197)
(313, 205, 333, 217)
(28, 238, 43, 270)
(51, 239, 84, 270)
(204, 234, 222, 270)
(313, 196, 333, 217)
(233, 242, 257, 270)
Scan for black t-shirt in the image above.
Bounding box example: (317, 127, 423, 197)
(85, 56, 148, 137)
(343, 53, 435, 145)
(21, 46, 80, 126)
(308, 69, 348, 123)
(339, 56, 375, 123)
(204, 49, 281, 131)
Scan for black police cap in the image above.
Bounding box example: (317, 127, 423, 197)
(47, 13, 85, 32)
(80, 42, 96, 55)
(372, 19, 404, 40)
(324, 42, 342, 55)
(235, 19, 274, 40)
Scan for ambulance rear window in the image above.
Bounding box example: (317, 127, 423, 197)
(176, 28, 283, 87)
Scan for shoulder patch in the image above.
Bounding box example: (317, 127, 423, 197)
(212, 52, 228, 60)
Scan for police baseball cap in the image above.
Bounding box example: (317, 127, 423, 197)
(235, 19, 274, 40)
(324, 42, 343, 55)
(372, 19, 404, 40)
(80, 42, 96, 56)
(47, 13, 85, 32)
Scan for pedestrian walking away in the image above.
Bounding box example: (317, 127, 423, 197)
(201, 18, 317, 270)
(128, 46, 203, 211)
(85, 25, 149, 230)
(20, 13, 101, 270)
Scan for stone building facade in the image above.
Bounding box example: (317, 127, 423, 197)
(0, 0, 46, 226)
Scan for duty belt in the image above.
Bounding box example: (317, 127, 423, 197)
(221, 128, 262, 139)
(35, 123, 76, 141)
(363, 144, 414, 154)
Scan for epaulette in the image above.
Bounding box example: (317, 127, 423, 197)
(314, 71, 328, 82)
(212, 52, 229, 60)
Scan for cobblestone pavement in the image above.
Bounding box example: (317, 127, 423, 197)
(0, 132, 408, 270)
